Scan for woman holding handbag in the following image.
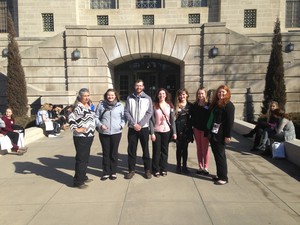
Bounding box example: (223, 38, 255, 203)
(149, 88, 176, 177)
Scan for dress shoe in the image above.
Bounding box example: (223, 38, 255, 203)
(161, 171, 167, 177)
(84, 178, 93, 183)
(109, 174, 117, 180)
(182, 167, 190, 174)
(125, 171, 135, 179)
(73, 183, 88, 189)
(214, 180, 228, 185)
(154, 172, 160, 178)
(203, 168, 209, 175)
(145, 170, 152, 179)
(101, 175, 109, 181)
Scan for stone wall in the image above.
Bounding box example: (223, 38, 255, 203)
(0, 22, 299, 119)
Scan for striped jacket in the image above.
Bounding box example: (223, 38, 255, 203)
(69, 102, 96, 137)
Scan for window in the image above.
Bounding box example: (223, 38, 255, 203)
(42, 13, 54, 32)
(143, 15, 154, 25)
(189, 14, 200, 24)
(136, 0, 162, 8)
(244, 9, 257, 28)
(286, 0, 300, 27)
(91, 0, 116, 9)
(0, 0, 7, 33)
(181, 0, 207, 7)
(97, 15, 109, 25)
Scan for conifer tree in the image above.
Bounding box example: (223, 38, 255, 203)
(6, 11, 28, 117)
(262, 18, 286, 114)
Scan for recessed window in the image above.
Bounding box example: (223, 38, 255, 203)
(189, 14, 200, 24)
(42, 13, 54, 32)
(137, 0, 162, 8)
(91, 0, 116, 9)
(0, 0, 7, 33)
(181, 0, 207, 7)
(97, 15, 109, 25)
(286, 0, 300, 28)
(143, 15, 154, 25)
(244, 9, 257, 28)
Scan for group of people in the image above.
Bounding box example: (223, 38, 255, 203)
(0, 108, 27, 155)
(36, 103, 73, 137)
(243, 101, 296, 156)
(69, 80, 235, 189)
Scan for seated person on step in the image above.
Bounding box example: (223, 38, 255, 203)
(243, 101, 280, 151)
(257, 109, 296, 156)
(36, 103, 61, 137)
(1, 108, 26, 148)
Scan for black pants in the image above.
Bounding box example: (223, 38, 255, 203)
(6, 131, 19, 145)
(73, 136, 94, 186)
(152, 131, 171, 174)
(176, 140, 189, 168)
(100, 133, 122, 176)
(127, 127, 151, 172)
(210, 140, 228, 182)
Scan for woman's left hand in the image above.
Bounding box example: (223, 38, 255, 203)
(172, 134, 177, 140)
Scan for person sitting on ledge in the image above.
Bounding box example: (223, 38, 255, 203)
(0, 126, 27, 155)
(243, 101, 280, 151)
(36, 103, 61, 138)
(257, 108, 296, 156)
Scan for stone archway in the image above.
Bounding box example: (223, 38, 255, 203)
(114, 58, 180, 101)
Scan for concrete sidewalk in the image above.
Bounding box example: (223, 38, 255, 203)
(0, 128, 299, 225)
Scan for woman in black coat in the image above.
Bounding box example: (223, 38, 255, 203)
(207, 85, 235, 185)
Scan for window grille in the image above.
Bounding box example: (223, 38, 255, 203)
(286, 0, 300, 27)
(244, 9, 257, 28)
(181, 0, 207, 7)
(97, 15, 109, 25)
(91, 0, 116, 9)
(42, 13, 54, 32)
(0, 0, 7, 33)
(136, 0, 162, 8)
(189, 14, 200, 24)
(143, 15, 154, 25)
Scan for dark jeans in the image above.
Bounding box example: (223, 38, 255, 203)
(152, 131, 171, 173)
(176, 140, 189, 168)
(6, 131, 19, 145)
(210, 139, 228, 182)
(73, 136, 94, 186)
(99, 133, 122, 176)
(127, 127, 151, 172)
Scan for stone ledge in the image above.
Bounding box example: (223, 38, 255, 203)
(233, 119, 300, 167)
(25, 127, 45, 145)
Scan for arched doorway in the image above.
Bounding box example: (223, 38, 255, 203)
(114, 58, 180, 101)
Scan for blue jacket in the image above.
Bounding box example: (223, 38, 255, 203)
(95, 101, 125, 135)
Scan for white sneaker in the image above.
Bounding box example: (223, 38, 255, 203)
(55, 133, 61, 136)
(48, 134, 57, 138)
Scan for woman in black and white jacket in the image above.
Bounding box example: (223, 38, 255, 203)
(69, 88, 96, 189)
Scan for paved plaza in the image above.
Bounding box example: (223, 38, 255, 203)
(0, 127, 299, 225)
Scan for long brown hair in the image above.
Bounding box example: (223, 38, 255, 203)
(153, 88, 174, 109)
(272, 108, 289, 119)
(209, 85, 231, 109)
(104, 88, 120, 102)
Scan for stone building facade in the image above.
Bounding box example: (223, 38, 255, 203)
(0, 0, 299, 119)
